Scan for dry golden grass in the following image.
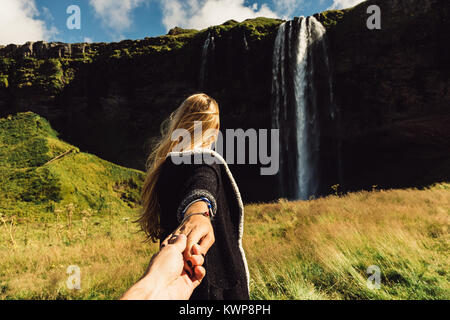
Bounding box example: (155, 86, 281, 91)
(0, 208, 156, 299)
(0, 185, 449, 300)
(245, 185, 450, 299)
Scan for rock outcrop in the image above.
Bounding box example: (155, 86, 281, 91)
(0, 1, 448, 201)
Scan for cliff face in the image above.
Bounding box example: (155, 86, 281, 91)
(317, 0, 450, 192)
(0, 1, 449, 201)
(0, 18, 283, 201)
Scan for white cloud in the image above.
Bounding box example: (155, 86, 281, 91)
(274, 0, 303, 19)
(84, 37, 94, 43)
(160, 0, 281, 31)
(329, 0, 366, 10)
(89, 0, 146, 33)
(42, 6, 53, 21)
(0, 0, 57, 45)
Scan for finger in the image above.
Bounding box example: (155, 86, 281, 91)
(185, 243, 205, 270)
(184, 230, 204, 259)
(187, 254, 204, 268)
(177, 224, 187, 234)
(191, 244, 204, 256)
(172, 227, 183, 238)
(191, 266, 206, 289)
(194, 266, 206, 280)
(198, 232, 215, 254)
(169, 233, 187, 251)
(161, 232, 174, 248)
(184, 264, 193, 279)
(168, 231, 183, 245)
(168, 236, 177, 245)
(160, 238, 169, 248)
(172, 226, 182, 236)
(183, 266, 193, 279)
(163, 224, 189, 248)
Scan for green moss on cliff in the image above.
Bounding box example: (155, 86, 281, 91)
(36, 59, 64, 94)
(204, 17, 283, 40)
(0, 17, 282, 95)
(13, 57, 38, 89)
(316, 9, 346, 29)
(0, 58, 11, 88)
(167, 26, 199, 36)
(240, 17, 284, 40)
(0, 56, 74, 94)
(0, 74, 8, 88)
(0, 58, 10, 88)
(0, 57, 13, 72)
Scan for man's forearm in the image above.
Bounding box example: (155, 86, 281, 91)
(120, 272, 163, 300)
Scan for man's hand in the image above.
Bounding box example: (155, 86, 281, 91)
(121, 234, 206, 300)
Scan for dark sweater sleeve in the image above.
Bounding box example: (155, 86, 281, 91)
(175, 164, 220, 223)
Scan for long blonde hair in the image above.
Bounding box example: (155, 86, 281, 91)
(139, 93, 220, 242)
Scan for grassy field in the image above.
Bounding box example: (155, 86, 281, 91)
(0, 112, 449, 300)
(0, 184, 449, 300)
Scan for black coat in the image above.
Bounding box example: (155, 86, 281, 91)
(157, 150, 250, 300)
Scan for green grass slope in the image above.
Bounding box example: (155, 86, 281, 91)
(0, 112, 144, 219)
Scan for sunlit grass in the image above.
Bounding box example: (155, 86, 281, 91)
(1, 184, 448, 300)
(246, 184, 450, 300)
(1, 113, 448, 299)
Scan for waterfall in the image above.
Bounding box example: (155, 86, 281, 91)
(272, 16, 336, 200)
(294, 17, 312, 200)
(243, 34, 249, 51)
(200, 33, 215, 89)
(272, 22, 291, 198)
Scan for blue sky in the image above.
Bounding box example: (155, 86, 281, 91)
(0, 0, 365, 45)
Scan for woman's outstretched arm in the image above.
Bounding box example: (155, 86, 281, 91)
(163, 200, 215, 255)
(161, 164, 219, 269)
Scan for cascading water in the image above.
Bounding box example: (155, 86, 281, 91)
(272, 16, 337, 200)
(200, 33, 215, 89)
(243, 34, 249, 51)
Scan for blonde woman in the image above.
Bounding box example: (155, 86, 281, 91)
(139, 93, 249, 300)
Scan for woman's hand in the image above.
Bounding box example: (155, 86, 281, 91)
(162, 201, 215, 267)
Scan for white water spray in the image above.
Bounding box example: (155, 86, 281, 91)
(272, 16, 334, 200)
(200, 33, 215, 88)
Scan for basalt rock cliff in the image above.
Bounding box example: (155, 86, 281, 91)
(0, 0, 449, 202)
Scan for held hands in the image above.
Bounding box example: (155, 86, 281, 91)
(121, 234, 206, 300)
(121, 201, 215, 300)
(161, 201, 215, 276)
(149, 234, 206, 299)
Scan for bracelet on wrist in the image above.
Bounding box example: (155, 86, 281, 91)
(181, 212, 210, 224)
